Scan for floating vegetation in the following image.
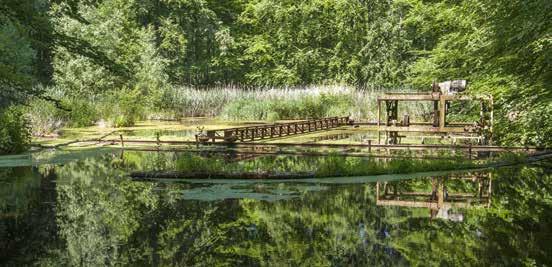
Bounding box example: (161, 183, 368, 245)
(129, 152, 480, 179)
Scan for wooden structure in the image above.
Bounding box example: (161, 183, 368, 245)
(377, 85, 493, 145)
(196, 116, 351, 143)
(376, 173, 492, 221)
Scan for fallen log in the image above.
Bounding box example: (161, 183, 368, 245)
(131, 170, 316, 180)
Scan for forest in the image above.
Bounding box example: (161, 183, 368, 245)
(1, 0, 551, 154)
(1, 1, 552, 265)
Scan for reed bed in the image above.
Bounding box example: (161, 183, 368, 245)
(158, 85, 432, 121)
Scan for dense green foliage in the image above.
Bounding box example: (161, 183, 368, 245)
(0, 107, 31, 154)
(403, 0, 551, 146)
(1, 0, 550, 153)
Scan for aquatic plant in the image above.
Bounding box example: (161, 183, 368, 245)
(172, 153, 479, 178)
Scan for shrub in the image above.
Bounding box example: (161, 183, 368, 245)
(26, 98, 65, 136)
(0, 106, 31, 154)
(97, 88, 144, 128)
(495, 102, 552, 147)
(65, 98, 99, 127)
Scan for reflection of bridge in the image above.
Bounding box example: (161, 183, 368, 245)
(376, 173, 492, 221)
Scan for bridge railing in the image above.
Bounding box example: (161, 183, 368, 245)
(197, 116, 351, 143)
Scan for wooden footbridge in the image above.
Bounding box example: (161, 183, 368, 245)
(196, 116, 352, 143)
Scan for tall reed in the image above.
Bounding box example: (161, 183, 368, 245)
(157, 85, 431, 121)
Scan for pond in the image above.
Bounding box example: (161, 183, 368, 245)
(0, 149, 551, 266)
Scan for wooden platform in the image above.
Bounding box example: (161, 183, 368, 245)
(197, 116, 351, 143)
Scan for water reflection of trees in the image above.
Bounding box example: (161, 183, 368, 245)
(0, 166, 59, 265)
(49, 158, 552, 266)
(225, 186, 409, 266)
(387, 163, 552, 266)
(2, 152, 550, 266)
(50, 156, 158, 265)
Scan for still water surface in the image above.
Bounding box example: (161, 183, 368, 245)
(0, 150, 551, 266)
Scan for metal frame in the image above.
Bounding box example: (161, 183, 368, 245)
(377, 92, 493, 145)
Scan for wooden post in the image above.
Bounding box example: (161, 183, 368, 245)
(487, 173, 492, 208)
(439, 94, 446, 131)
(156, 132, 161, 149)
(368, 139, 372, 153)
(376, 181, 380, 202)
(120, 134, 124, 148)
(377, 100, 381, 144)
(489, 96, 494, 145)
(437, 178, 444, 209)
